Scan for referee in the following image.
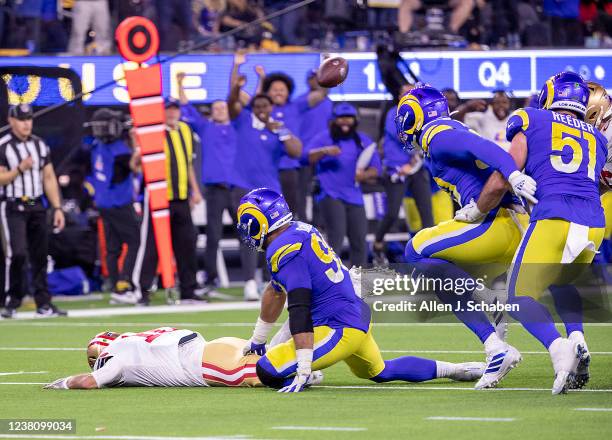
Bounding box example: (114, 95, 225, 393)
(0, 104, 67, 318)
(132, 98, 203, 304)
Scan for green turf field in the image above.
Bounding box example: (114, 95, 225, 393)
(1, 306, 611, 440)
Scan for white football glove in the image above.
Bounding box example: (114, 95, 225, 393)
(454, 199, 486, 223)
(44, 377, 70, 389)
(508, 171, 538, 204)
(278, 349, 312, 393)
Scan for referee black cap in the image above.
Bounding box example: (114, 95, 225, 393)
(8, 104, 33, 120)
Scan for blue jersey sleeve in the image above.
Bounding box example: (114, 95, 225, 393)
(180, 104, 210, 133)
(506, 108, 531, 142)
(430, 128, 518, 179)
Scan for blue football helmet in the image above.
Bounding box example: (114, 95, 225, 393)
(537, 71, 589, 118)
(237, 188, 293, 251)
(395, 84, 449, 150)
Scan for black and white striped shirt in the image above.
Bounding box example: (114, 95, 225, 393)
(0, 132, 50, 199)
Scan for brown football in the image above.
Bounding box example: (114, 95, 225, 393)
(316, 56, 349, 88)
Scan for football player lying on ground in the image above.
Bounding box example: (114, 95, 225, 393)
(238, 188, 486, 393)
(44, 327, 317, 389)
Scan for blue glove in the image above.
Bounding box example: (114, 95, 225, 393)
(243, 339, 267, 356)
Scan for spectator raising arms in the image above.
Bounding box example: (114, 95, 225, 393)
(176, 72, 248, 299)
(255, 66, 329, 220)
(307, 103, 381, 267)
(227, 52, 302, 300)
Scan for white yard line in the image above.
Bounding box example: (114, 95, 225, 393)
(0, 435, 251, 440)
(271, 426, 366, 432)
(0, 302, 261, 320)
(315, 385, 612, 393)
(573, 408, 612, 412)
(0, 371, 48, 376)
(426, 417, 515, 422)
(0, 348, 83, 351)
(0, 322, 259, 328)
(0, 382, 47, 385)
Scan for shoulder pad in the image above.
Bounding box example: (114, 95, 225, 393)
(506, 108, 531, 141)
(421, 123, 453, 153)
(270, 242, 303, 273)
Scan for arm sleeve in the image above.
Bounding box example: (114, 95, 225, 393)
(181, 104, 209, 133)
(287, 288, 313, 335)
(506, 108, 531, 142)
(91, 356, 123, 388)
(431, 129, 518, 179)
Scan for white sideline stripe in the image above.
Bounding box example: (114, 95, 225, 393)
(1, 321, 611, 327)
(427, 417, 515, 422)
(314, 385, 612, 393)
(0, 347, 83, 351)
(574, 408, 612, 412)
(380, 350, 612, 355)
(0, 382, 48, 385)
(0, 435, 251, 440)
(0, 302, 261, 320)
(0, 371, 48, 376)
(0, 322, 262, 327)
(272, 427, 366, 432)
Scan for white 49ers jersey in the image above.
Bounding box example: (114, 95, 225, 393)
(91, 327, 207, 387)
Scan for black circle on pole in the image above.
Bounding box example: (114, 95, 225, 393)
(127, 25, 151, 55)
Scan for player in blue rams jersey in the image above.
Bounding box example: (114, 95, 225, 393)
(237, 188, 485, 392)
(395, 85, 537, 390)
(470, 72, 607, 394)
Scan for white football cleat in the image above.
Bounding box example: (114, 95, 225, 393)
(475, 344, 522, 390)
(550, 337, 581, 395)
(448, 362, 486, 381)
(243, 279, 260, 301)
(568, 332, 590, 390)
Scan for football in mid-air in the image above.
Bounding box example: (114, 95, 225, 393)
(317, 56, 349, 88)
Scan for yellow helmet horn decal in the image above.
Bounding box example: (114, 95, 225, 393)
(544, 78, 555, 109)
(237, 202, 269, 240)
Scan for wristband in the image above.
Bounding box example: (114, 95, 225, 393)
(296, 348, 313, 374)
(251, 317, 274, 344)
(277, 127, 292, 142)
